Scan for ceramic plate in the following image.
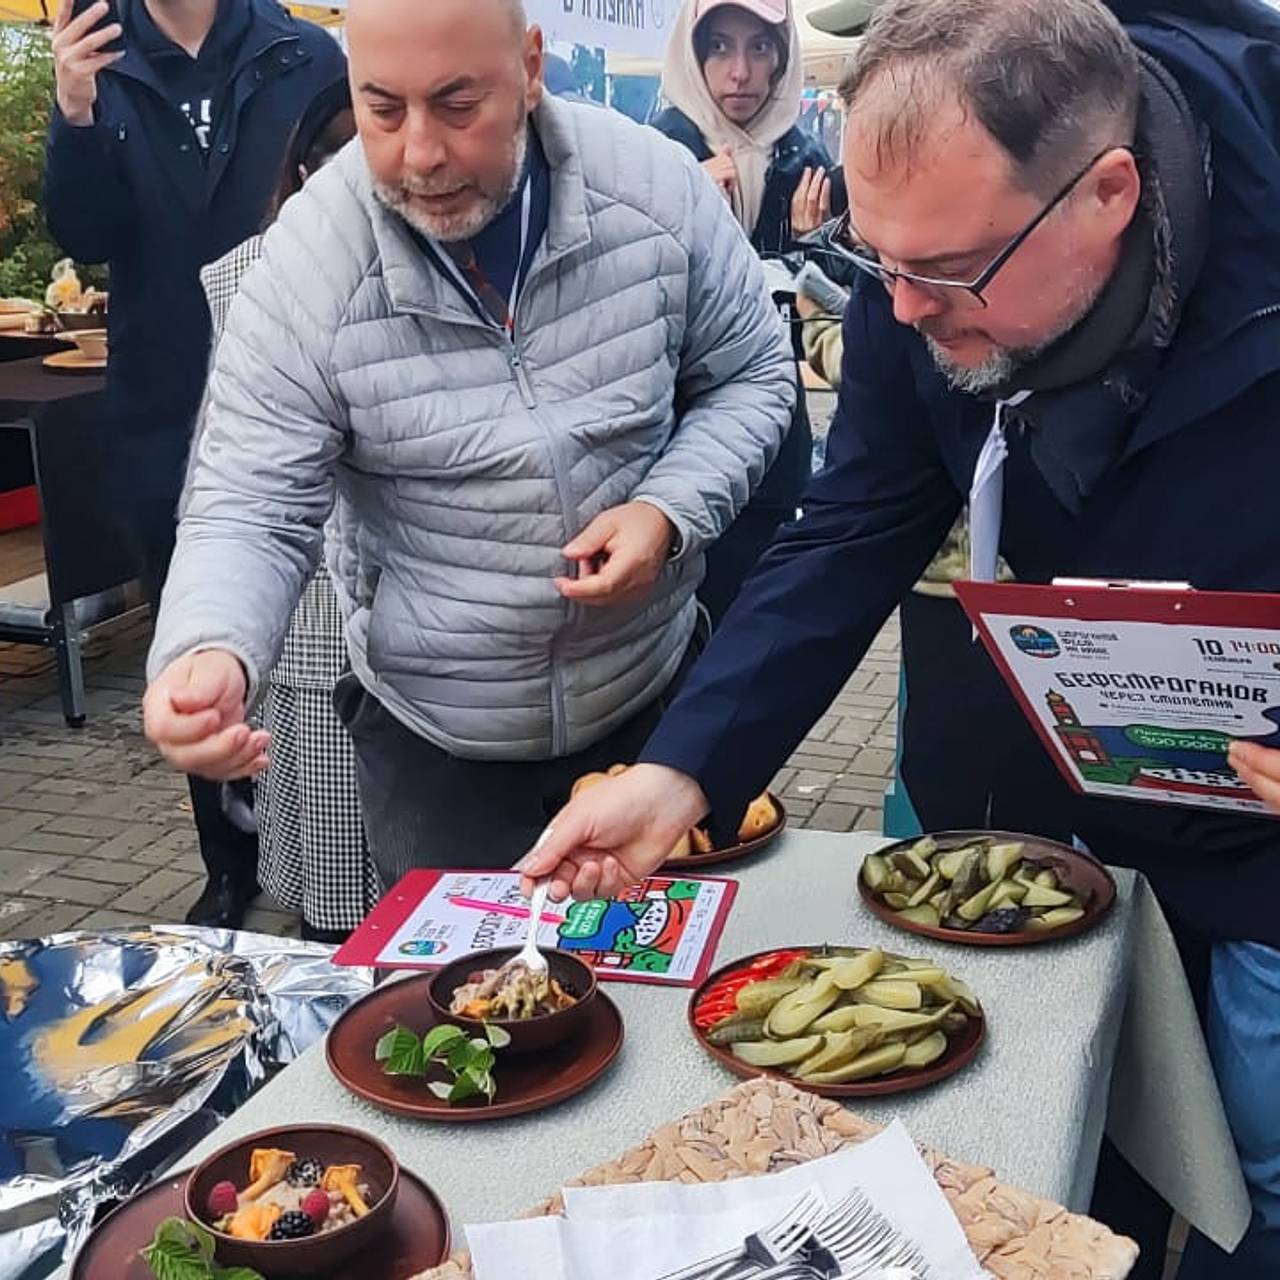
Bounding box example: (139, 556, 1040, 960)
(70, 1166, 449, 1279)
(661, 794, 788, 872)
(327, 973, 624, 1121)
(858, 830, 1117, 946)
(688, 945, 986, 1099)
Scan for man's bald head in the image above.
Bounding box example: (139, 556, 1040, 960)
(346, 0, 527, 45)
(346, 0, 544, 241)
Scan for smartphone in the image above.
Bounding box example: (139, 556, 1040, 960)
(71, 0, 124, 55)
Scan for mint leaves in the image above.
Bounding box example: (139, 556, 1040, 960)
(374, 1021, 510, 1104)
(140, 1218, 263, 1280)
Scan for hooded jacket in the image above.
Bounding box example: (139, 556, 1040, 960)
(642, 0, 1280, 945)
(43, 0, 346, 496)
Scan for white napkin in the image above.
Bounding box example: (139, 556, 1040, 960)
(466, 1121, 987, 1280)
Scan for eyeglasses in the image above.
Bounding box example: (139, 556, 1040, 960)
(797, 147, 1127, 309)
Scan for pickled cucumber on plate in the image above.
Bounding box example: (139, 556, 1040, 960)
(861, 837, 1091, 935)
(701, 946, 981, 1087)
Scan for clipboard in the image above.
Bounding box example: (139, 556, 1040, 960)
(954, 579, 1280, 816)
(333, 868, 739, 988)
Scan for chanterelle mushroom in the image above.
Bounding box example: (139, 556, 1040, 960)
(322, 1164, 371, 1217)
(228, 1202, 281, 1241)
(243, 1148, 295, 1201)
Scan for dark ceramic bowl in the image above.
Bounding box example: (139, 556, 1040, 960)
(54, 309, 106, 331)
(183, 1124, 399, 1276)
(427, 947, 597, 1054)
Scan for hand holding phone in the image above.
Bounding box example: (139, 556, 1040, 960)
(52, 0, 124, 128)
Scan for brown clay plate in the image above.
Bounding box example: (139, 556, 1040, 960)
(69, 1166, 449, 1280)
(327, 973, 624, 1121)
(660, 794, 788, 872)
(858, 829, 1118, 947)
(687, 945, 986, 1099)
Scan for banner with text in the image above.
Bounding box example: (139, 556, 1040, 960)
(527, 0, 674, 59)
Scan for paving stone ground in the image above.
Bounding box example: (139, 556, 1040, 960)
(0, 611, 900, 943)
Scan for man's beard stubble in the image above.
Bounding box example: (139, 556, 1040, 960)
(921, 269, 1106, 396)
(375, 120, 529, 243)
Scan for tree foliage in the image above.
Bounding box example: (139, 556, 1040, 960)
(0, 26, 102, 300)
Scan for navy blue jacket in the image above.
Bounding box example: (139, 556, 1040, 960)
(44, 0, 345, 469)
(643, 0, 1280, 945)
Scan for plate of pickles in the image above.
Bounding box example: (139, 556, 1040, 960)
(688, 945, 985, 1098)
(859, 829, 1117, 946)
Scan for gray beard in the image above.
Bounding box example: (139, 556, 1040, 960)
(924, 341, 1019, 394)
(922, 272, 1107, 395)
(375, 123, 528, 243)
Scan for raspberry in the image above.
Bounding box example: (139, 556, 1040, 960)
(268, 1210, 316, 1240)
(285, 1157, 324, 1187)
(206, 1180, 239, 1220)
(301, 1189, 330, 1226)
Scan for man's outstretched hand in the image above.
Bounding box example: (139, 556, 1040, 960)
(517, 764, 710, 901)
(143, 649, 270, 780)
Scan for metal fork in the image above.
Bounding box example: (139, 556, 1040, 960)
(730, 1263, 918, 1280)
(807, 1190, 931, 1280)
(652, 1188, 826, 1280)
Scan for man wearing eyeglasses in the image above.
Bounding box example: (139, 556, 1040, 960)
(525, 0, 1280, 1274)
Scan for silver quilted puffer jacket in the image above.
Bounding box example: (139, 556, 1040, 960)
(149, 95, 795, 760)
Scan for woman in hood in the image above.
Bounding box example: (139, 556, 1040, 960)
(653, 0, 847, 624)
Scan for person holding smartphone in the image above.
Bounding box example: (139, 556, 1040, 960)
(45, 0, 345, 929)
(651, 0, 849, 625)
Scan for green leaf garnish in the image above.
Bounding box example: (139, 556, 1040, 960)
(375, 1019, 505, 1104)
(375, 1024, 419, 1064)
(447, 1073, 485, 1104)
(421, 1024, 467, 1057)
(377, 1024, 427, 1077)
(140, 1218, 264, 1280)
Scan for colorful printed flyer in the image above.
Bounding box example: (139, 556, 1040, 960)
(956, 580, 1280, 816)
(334, 869, 738, 987)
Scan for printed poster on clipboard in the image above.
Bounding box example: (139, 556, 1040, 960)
(334, 869, 737, 987)
(955, 580, 1280, 817)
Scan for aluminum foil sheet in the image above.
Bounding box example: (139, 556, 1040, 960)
(0, 926, 372, 1278)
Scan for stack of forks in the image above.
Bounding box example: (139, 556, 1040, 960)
(653, 1188, 931, 1280)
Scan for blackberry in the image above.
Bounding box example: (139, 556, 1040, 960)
(268, 1210, 316, 1241)
(285, 1157, 324, 1187)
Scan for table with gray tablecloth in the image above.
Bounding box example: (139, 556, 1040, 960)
(175, 830, 1249, 1254)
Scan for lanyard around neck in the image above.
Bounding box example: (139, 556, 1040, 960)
(432, 178, 533, 333)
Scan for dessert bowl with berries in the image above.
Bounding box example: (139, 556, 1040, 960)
(184, 1124, 399, 1275)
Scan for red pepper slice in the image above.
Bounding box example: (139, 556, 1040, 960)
(693, 949, 814, 1028)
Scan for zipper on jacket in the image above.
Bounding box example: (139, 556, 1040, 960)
(507, 335, 537, 409)
(503, 310, 576, 758)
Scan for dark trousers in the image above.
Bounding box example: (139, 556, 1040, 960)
(334, 650, 696, 892)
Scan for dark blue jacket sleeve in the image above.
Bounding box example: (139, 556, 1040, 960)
(640, 288, 962, 829)
(44, 106, 132, 265)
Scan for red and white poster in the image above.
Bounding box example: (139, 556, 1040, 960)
(335, 868, 737, 987)
(956, 579, 1280, 816)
